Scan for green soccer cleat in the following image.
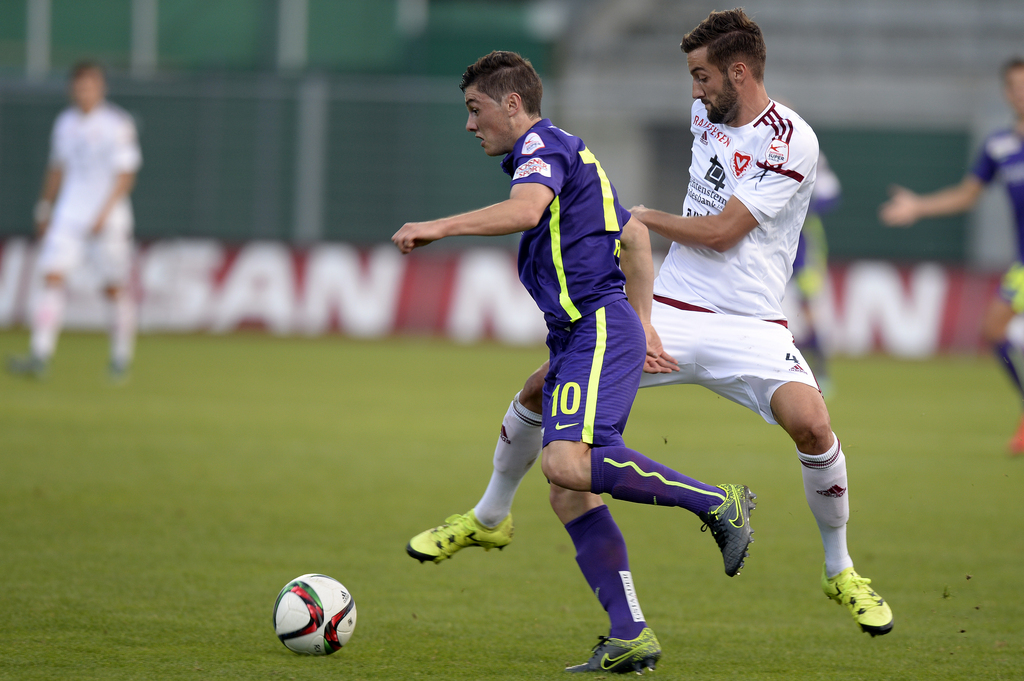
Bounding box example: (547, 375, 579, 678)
(698, 483, 756, 576)
(565, 627, 661, 674)
(6, 354, 48, 380)
(406, 510, 513, 564)
(822, 565, 894, 636)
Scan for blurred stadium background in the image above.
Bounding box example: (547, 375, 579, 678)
(0, 0, 1022, 354)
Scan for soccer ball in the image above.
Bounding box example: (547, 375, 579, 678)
(273, 573, 357, 655)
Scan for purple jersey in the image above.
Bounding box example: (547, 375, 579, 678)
(501, 119, 632, 328)
(971, 128, 1024, 260)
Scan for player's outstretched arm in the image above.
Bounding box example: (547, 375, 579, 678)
(34, 166, 63, 237)
(879, 176, 984, 228)
(392, 183, 554, 254)
(630, 197, 759, 252)
(619, 216, 678, 373)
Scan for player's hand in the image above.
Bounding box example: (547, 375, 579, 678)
(629, 204, 649, 222)
(392, 221, 444, 254)
(34, 219, 50, 237)
(879, 185, 920, 227)
(643, 323, 679, 374)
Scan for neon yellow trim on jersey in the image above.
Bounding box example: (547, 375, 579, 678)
(579, 147, 619, 232)
(582, 307, 607, 444)
(1001, 261, 1024, 313)
(602, 458, 727, 501)
(549, 196, 582, 321)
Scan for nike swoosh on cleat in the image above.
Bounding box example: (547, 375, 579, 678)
(601, 650, 633, 670)
(554, 422, 580, 430)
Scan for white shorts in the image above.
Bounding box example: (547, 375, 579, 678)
(639, 300, 819, 424)
(37, 226, 133, 286)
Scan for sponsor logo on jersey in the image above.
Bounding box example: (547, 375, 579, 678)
(704, 155, 727, 192)
(513, 157, 551, 180)
(693, 114, 731, 147)
(766, 139, 790, 165)
(816, 484, 847, 498)
(732, 151, 752, 178)
(521, 132, 545, 155)
(789, 363, 806, 373)
(699, 131, 709, 146)
(687, 178, 726, 213)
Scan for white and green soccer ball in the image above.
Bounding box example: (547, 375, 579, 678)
(273, 573, 357, 655)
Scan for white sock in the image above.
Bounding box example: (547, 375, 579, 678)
(473, 392, 543, 527)
(1007, 315, 1024, 348)
(797, 432, 854, 578)
(109, 289, 136, 367)
(30, 285, 66, 361)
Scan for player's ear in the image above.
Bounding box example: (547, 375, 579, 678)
(730, 61, 745, 83)
(505, 92, 523, 117)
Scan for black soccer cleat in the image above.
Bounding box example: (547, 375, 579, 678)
(698, 483, 756, 576)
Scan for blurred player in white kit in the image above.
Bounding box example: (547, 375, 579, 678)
(8, 61, 142, 380)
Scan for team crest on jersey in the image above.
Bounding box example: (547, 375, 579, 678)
(732, 151, 753, 178)
(699, 131, 709, 146)
(521, 132, 545, 155)
(513, 157, 552, 180)
(766, 139, 790, 165)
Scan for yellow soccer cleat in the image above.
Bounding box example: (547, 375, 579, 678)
(822, 565, 894, 636)
(406, 510, 513, 563)
(565, 627, 661, 674)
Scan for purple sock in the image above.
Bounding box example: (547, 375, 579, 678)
(565, 505, 646, 640)
(994, 341, 1024, 403)
(591, 445, 724, 515)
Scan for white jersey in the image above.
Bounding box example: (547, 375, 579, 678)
(654, 99, 818, 320)
(49, 102, 142, 236)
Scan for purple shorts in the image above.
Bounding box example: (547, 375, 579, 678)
(542, 298, 646, 447)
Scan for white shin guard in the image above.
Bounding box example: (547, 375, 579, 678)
(31, 285, 66, 360)
(798, 432, 854, 578)
(473, 392, 543, 528)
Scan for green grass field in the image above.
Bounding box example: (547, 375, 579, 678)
(1, 331, 1022, 680)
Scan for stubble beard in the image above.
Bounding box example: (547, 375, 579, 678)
(706, 78, 740, 125)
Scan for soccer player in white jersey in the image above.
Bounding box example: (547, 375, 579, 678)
(8, 61, 142, 380)
(407, 8, 894, 639)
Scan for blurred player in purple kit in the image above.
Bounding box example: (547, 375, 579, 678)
(393, 50, 755, 674)
(881, 57, 1024, 455)
(8, 61, 141, 380)
(790, 152, 841, 395)
(409, 9, 894, 641)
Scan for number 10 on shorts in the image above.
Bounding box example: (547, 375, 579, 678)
(551, 382, 582, 417)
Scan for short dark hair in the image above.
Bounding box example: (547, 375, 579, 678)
(460, 51, 542, 116)
(1003, 56, 1024, 81)
(681, 8, 767, 82)
(69, 60, 105, 81)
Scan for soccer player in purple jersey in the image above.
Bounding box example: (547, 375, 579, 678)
(409, 10, 895, 641)
(393, 51, 756, 674)
(881, 57, 1024, 455)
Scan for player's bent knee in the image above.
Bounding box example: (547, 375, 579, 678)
(791, 420, 834, 455)
(541, 446, 589, 492)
